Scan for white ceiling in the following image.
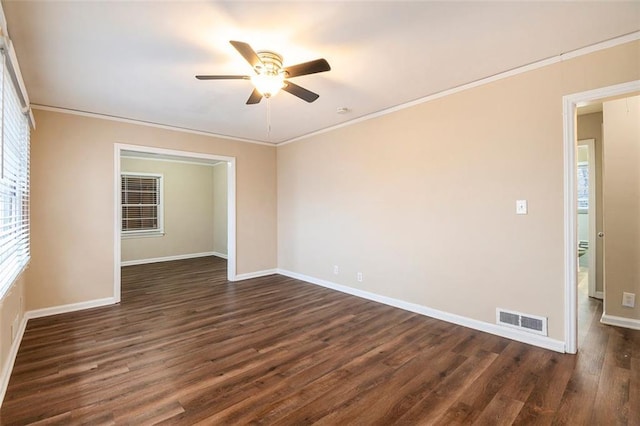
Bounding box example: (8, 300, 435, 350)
(3, 1, 639, 144)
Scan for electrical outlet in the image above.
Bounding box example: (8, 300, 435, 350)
(333, 265, 339, 275)
(516, 200, 528, 215)
(622, 292, 636, 308)
(357, 272, 363, 282)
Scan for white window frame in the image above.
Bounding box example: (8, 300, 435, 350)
(0, 50, 31, 298)
(121, 172, 164, 238)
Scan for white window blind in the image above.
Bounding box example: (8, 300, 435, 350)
(0, 53, 30, 297)
(121, 174, 162, 234)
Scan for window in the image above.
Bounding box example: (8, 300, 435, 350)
(0, 54, 31, 297)
(121, 173, 163, 235)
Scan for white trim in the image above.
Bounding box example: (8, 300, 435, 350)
(25, 297, 118, 320)
(121, 154, 222, 167)
(121, 231, 165, 239)
(233, 269, 277, 281)
(0, 35, 34, 128)
(32, 104, 273, 147)
(563, 90, 578, 354)
(226, 160, 236, 281)
(113, 144, 122, 303)
(0, 3, 8, 39)
(279, 31, 640, 146)
(601, 313, 640, 331)
(114, 143, 238, 292)
(4, 40, 30, 114)
(563, 80, 640, 354)
(0, 314, 27, 405)
(121, 251, 217, 267)
(561, 32, 640, 61)
(278, 269, 565, 353)
(212, 251, 228, 260)
(595, 291, 604, 299)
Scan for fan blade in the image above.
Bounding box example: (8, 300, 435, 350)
(195, 75, 250, 80)
(283, 59, 331, 78)
(230, 40, 262, 70)
(246, 88, 263, 105)
(282, 81, 320, 103)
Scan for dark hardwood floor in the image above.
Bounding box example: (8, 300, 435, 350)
(1, 257, 638, 424)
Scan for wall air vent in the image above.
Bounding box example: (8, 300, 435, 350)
(496, 308, 547, 336)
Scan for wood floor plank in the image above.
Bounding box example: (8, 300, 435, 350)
(590, 360, 630, 425)
(173, 313, 425, 424)
(495, 347, 553, 404)
(312, 342, 468, 425)
(512, 352, 576, 425)
(472, 393, 524, 426)
(630, 357, 640, 426)
(396, 349, 499, 423)
(1, 256, 639, 424)
(550, 366, 600, 425)
(435, 342, 539, 424)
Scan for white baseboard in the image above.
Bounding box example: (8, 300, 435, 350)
(594, 291, 604, 300)
(26, 297, 118, 319)
(233, 269, 277, 281)
(212, 251, 228, 260)
(601, 313, 640, 330)
(0, 314, 27, 406)
(277, 269, 566, 353)
(121, 251, 217, 267)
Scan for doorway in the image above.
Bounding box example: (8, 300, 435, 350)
(113, 143, 237, 303)
(576, 139, 597, 300)
(563, 80, 640, 353)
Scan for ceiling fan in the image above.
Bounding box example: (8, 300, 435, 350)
(196, 40, 331, 105)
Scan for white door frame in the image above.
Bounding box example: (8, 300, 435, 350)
(563, 80, 640, 354)
(113, 143, 237, 303)
(577, 138, 598, 299)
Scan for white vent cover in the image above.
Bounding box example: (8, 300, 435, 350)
(496, 308, 547, 336)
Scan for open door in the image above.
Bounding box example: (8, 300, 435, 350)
(577, 138, 598, 300)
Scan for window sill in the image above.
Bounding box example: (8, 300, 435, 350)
(122, 231, 165, 239)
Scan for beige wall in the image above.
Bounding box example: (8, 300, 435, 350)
(213, 163, 228, 256)
(121, 158, 216, 263)
(0, 273, 25, 383)
(603, 95, 640, 320)
(18, 41, 640, 341)
(577, 112, 604, 293)
(27, 109, 277, 311)
(277, 40, 640, 341)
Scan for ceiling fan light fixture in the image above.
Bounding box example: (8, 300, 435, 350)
(251, 72, 285, 98)
(196, 41, 330, 104)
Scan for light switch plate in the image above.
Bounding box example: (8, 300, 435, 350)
(622, 292, 636, 308)
(516, 200, 528, 215)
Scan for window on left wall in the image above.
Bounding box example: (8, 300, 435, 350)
(0, 54, 31, 297)
(121, 173, 163, 236)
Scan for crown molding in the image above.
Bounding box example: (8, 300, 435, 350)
(278, 31, 640, 147)
(30, 31, 640, 148)
(31, 104, 276, 147)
